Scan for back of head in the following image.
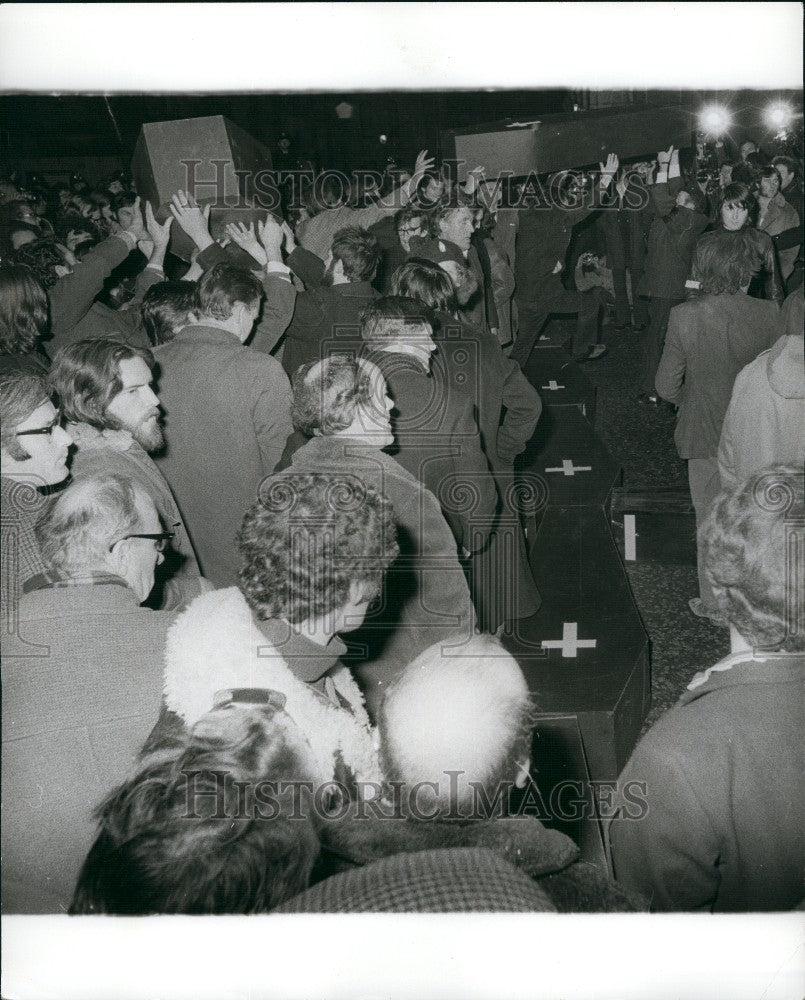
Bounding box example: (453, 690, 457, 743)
(331, 226, 380, 283)
(35, 473, 147, 577)
(390, 257, 456, 314)
(360, 294, 434, 350)
(240, 471, 398, 626)
(49, 338, 154, 428)
(141, 280, 196, 346)
(70, 700, 321, 914)
(700, 466, 804, 651)
(0, 265, 48, 356)
(8, 238, 64, 289)
(194, 262, 262, 322)
(693, 229, 760, 295)
(0, 369, 49, 461)
(380, 635, 535, 816)
(291, 354, 373, 436)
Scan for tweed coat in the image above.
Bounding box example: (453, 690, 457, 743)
(153, 324, 293, 587)
(1, 580, 173, 913)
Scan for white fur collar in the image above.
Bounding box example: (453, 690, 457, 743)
(163, 587, 382, 786)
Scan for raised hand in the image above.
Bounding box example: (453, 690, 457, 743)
(257, 216, 284, 263)
(121, 195, 149, 242)
(599, 153, 620, 188)
(224, 221, 267, 265)
(169, 190, 213, 250)
(464, 164, 486, 194)
(280, 220, 297, 254)
(411, 149, 436, 180)
(657, 145, 674, 166)
(145, 201, 173, 250)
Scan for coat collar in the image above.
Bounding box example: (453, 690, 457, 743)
(254, 616, 347, 685)
(66, 421, 137, 454)
(169, 324, 242, 347)
(682, 648, 804, 703)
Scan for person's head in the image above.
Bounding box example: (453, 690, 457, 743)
(307, 173, 349, 217)
(110, 190, 137, 228)
(719, 182, 755, 231)
(0, 265, 49, 356)
(0, 371, 72, 486)
(360, 295, 437, 365)
(292, 355, 394, 448)
(70, 695, 321, 915)
(730, 161, 757, 187)
(700, 467, 804, 652)
(693, 230, 760, 295)
(415, 172, 446, 208)
(740, 139, 758, 161)
(674, 189, 697, 211)
(9, 238, 73, 287)
(758, 165, 782, 199)
(719, 162, 734, 188)
(36, 474, 166, 602)
(49, 339, 163, 452)
(324, 227, 380, 286)
(240, 472, 399, 637)
(194, 263, 263, 342)
(745, 150, 770, 171)
(141, 281, 196, 346)
(0, 178, 22, 206)
(390, 257, 456, 314)
(1, 199, 40, 230)
(53, 212, 97, 253)
(429, 199, 476, 255)
(394, 206, 427, 253)
(380, 635, 536, 816)
(771, 156, 798, 190)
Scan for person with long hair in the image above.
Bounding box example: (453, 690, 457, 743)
(0, 265, 51, 375)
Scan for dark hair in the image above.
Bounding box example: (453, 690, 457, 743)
(425, 194, 474, 239)
(0, 220, 40, 255)
(240, 472, 399, 625)
(0, 265, 49, 355)
(745, 150, 770, 170)
(772, 155, 799, 180)
(390, 257, 456, 313)
(393, 205, 425, 236)
(194, 263, 263, 321)
(141, 281, 196, 346)
(360, 294, 435, 347)
(730, 162, 757, 187)
(693, 230, 761, 294)
(306, 172, 349, 217)
(758, 165, 782, 189)
(718, 181, 757, 227)
(700, 466, 804, 652)
(52, 212, 98, 246)
(0, 369, 49, 459)
(331, 227, 380, 283)
(291, 354, 375, 436)
(70, 702, 321, 915)
(8, 239, 65, 289)
(110, 190, 137, 217)
(49, 339, 155, 429)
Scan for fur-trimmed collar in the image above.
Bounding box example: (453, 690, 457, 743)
(163, 587, 382, 786)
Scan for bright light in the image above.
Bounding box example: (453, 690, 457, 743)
(699, 105, 732, 137)
(765, 103, 793, 130)
(378, 134, 388, 144)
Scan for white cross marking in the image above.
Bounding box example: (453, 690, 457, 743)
(541, 380, 565, 391)
(624, 514, 637, 561)
(539, 335, 550, 341)
(545, 459, 592, 476)
(542, 622, 597, 658)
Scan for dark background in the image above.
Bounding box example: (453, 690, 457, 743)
(2, 88, 801, 183)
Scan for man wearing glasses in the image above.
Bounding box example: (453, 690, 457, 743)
(2, 473, 178, 913)
(0, 370, 73, 629)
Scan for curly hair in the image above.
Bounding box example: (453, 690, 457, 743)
(0, 265, 49, 355)
(291, 354, 375, 437)
(70, 702, 321, 914)
(49, 339, 155, 429)
(240, 472, 399, 625)
(692, 230, 761, 295)
(424, 193, 475, 240)
(700, 466, 804, 652)
(8, 238, 65, 289)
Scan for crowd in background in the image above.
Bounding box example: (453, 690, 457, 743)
(1, 125, 803, 915)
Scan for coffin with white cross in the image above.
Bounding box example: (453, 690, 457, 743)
(519, 404, 619, 509)
(502, 506, 650, 781)
(521, 346, 596, 422)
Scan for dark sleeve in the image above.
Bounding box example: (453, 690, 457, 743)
(195, 242, 231, 271)
(446, 402, 499, 554)
(497, 357, 542, 463)
(249, 273, 297, 355)
(47, 235, 132, 355)
(772, 224, 803, 252)
(758, 232, 785, 305)
(287, 245, 327, 289)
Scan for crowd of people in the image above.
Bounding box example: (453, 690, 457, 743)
(0, 127, 803, 915)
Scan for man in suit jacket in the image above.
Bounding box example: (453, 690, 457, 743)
(360, 296, 497, 562)
(49, 338, 205, 610)
(2, 474, 174, 913)
(656, 231, 779, 622)
(280, 226, 380, 378)
(154, 262, 293, 587)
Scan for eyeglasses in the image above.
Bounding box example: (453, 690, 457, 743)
(15, 411, 63, 437)
(108, 531, 174, 553)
